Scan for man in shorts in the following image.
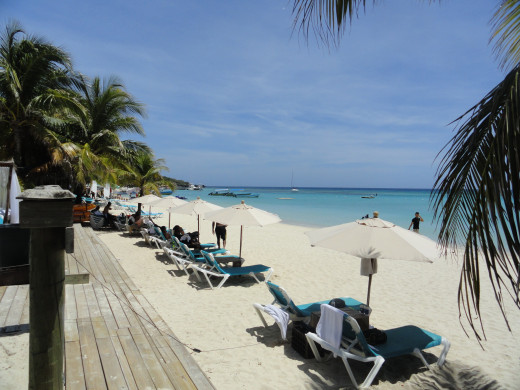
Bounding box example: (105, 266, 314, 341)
(408, 212, 424, 233)
(212, 221, 227, 249)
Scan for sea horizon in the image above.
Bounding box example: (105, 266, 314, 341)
(172, 186, 440, 240)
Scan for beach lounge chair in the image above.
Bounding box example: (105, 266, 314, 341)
(192, 251, 273, 290)
(305, 304, 450, 389)
(253, 281, 363, 339)
(171, 236, 217, 252)
(163, 247, 202, 281)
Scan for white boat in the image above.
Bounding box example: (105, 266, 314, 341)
(291, 171, 299, 192)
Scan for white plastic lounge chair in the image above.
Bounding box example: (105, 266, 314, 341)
(163, 247, 202, 281)
(140, 228, 155, 246)
(305, 304, 450, 389)
(192, 251, 273, 290)
(113, 220, 127, 232)
(253, 281, 363, 339)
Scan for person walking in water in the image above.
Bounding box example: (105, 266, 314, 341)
(212, 222, 227, 249)
(408, 212, 424, 233)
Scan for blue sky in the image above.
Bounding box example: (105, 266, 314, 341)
(3, 1, 504, 188)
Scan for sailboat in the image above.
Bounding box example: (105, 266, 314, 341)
(291, 171, 299, 192)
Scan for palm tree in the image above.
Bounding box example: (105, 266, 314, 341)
(119, 151, 170, 197)
(290, 0, 520, 337)
(0, 21, 80, 184)
(65, 75, 147, 193)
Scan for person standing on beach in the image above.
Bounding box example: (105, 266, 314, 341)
(212, 222, 227, 249)
(408, 212, 424, 233)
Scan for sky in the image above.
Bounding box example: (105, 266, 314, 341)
(3, 0, 505, 188)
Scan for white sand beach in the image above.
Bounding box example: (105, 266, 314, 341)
(96, 210, 519, 389)
(2, 207, 519, 389)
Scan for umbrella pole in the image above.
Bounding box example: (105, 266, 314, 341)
(239, 225, 243, 258)
(367, 274, 372, 307)
(197, 215, 200, 236)
(168, 212, 171, 230)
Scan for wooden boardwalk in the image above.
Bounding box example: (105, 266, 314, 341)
(0, 224, 214, 390)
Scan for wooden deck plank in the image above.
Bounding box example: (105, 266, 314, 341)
(3, 284, 28, 332)
(74, 284, 90, 320)
(92, 284, 119, 337)
(72, 225, 104, 283)
(65, 284, 78, 321)
(129, 327, 175, 389)
(117, 328, 156, 390)
(110, 333, 139, 390)
(65, 319, 79, 343)
(141, 325, 198, 390)
(77, 319, 107, 390)
(83, 284, 102, 318)
(65, 340, 86, 390)
(91, 317, 129, 390)
(104, 285, 131, 330)
(19, 288, 30, 331)
(0, 285, 18, 329)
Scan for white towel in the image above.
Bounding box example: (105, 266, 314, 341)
(264, 305, 290, 340)
(316, 304, 345, 349)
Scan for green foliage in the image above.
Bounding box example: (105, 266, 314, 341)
(0, 21, 190, 196)
(162, 175, 189, 188)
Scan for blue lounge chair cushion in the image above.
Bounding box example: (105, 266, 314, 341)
(267, 281, 362, 318)
(297, 298, 362, 317)
(365, 325, 443, 358)
(220, 264, 271, 276)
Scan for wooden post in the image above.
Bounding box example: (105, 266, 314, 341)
(17, 185, 74, 390)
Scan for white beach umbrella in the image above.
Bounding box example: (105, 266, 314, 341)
(149, 196, 188, 228)
(90, 180, 98, 197)
(305, 213, 441, 306)
(128, 194, 162, 216)
(128, 194, 161, 205)
(104, 183, 111, 199)
(170, 196, 222, 237)
(204, 200, 281, 258)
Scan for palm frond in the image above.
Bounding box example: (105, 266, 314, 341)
(292, 0, 367, 47)
(491, 0, 520, 71)
(432, 63, 520, 339)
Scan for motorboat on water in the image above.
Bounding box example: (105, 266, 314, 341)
(208, 188, 259, 198)
(160, 187, 173, 195)
(208, 189, 232, 196)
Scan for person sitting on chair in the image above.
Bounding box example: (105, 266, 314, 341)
(103, 202, 117, 228)
(160, 226, 172, 240)
(173, 225, 185, 240)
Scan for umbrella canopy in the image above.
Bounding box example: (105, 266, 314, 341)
(128, 194, 162, 205)
(149, 196, 188, 229)
(204, 200, 281, 257)
(170, 197, 222, 235)
(127, 194, 162, 217)
(151, 196, 188, 208)
(305, 214, 441, 306)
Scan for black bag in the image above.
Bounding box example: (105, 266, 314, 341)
(328, 298, 346, 308)
(363, 328, 387, 345)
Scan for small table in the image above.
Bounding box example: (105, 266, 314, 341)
(310, 307, 370, 332)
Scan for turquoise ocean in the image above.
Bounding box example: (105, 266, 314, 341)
(173, 187, 439, 240)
